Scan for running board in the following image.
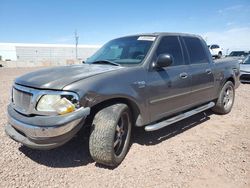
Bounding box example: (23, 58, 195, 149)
(145, 102, 215, 131)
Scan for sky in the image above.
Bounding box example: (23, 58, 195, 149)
(0, 0, 250, 51)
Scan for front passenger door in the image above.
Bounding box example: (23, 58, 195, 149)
(147, 36, 192, 122)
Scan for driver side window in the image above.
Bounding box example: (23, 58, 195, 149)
(156, 36, 184, 66)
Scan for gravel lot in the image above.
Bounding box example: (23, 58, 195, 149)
(0, 67, 249, 188)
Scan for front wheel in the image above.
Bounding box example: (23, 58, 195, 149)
(212, 81, 235, 114)
(89, 103, 132, 167)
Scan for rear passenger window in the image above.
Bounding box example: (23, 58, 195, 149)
(183, 37, 208, 64)
(156, 36, 184, 66)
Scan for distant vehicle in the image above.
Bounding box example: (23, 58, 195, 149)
(207, 44, 222, 58)
(240, 55, 250, 83)
(227, 51, 250, 64)
(228, 51, 249, 57)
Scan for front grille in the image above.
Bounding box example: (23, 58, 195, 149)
(13, 88, 32, 114)
(240, 74, 250, 81)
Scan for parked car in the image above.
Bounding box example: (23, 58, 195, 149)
(240, 55, 250, 83)
(5, 33, 240, 167)
(208, 44, 223, 58)
(228, 51, 249, 57)
(227, 51, 250, 64)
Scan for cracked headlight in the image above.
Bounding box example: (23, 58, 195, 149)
(37, 94, 79, 115)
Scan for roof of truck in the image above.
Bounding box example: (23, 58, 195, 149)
(139, 32, 200, 36)
(119, 32, 203, 40)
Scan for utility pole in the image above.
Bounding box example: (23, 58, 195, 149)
(75, 30, 79, 59)
(205, 36, 208, 43)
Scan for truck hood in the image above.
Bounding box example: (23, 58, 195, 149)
(15, 64, 123, 90)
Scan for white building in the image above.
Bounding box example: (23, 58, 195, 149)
(0, 43, 100, 62)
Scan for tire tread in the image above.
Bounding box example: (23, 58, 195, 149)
(89, 104, 130, 166)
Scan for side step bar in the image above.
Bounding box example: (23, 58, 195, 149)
(145, 102, 215, 131)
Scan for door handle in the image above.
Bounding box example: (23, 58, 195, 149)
(206, 69, 212, 74)
(179, 72, 188, 79)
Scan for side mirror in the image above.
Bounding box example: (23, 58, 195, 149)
(155, 54, 173, 68)
(82, 61, 85, 64)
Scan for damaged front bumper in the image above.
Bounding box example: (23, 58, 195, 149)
(5, 104, 90, 150)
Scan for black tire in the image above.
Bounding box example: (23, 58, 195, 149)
(89, 103, 132, 167)
(218, 52, 222, 59)
(212, 81, 235, 114)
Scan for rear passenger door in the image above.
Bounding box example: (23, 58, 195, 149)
(147, 36, 192, 122)
(182, 37, 215, 105)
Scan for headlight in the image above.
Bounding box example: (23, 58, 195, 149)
(37, 95, 61, 112)
(52, 97, 76, 115)
(36, 93, 79, 115)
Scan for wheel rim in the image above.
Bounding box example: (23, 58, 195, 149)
(223, 85, 234, 110)
(113, 112, 129, 157)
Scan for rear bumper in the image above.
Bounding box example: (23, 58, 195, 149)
(5, 104, 90, 150)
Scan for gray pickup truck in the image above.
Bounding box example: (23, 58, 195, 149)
(6, 33, 240, 167)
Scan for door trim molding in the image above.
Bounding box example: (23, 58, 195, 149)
(149, 85, 214, 104)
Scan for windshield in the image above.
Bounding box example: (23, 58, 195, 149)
(243, 56, 250, 64)
(86, 36, 155, 65)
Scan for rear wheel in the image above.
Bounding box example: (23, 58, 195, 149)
(212, 81, 235, 114)
(89, 103, 132, 167)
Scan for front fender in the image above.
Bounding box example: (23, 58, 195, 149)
(63, 66, 150, 125)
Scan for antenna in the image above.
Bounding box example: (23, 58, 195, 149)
(75, 30, 79, 59)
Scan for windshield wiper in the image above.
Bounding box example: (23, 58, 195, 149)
(90, 60, 120, 66)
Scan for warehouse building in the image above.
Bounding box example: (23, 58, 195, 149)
(0, 43, 100, 64)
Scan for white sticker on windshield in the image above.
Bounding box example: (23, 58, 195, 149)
(137, 36, 156, 41)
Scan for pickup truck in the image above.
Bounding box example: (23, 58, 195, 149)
(5, 33, 240, 167)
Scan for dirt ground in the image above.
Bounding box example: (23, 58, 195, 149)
(0, 67, 249, 188)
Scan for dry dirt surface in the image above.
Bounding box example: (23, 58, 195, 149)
(0, 67, 249, 188)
